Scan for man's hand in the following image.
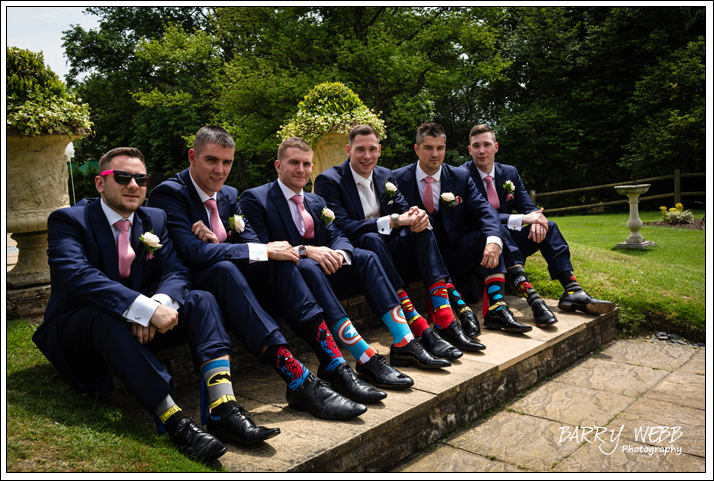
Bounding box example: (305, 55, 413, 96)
(192, 220, 219, 244)
(150, 304, 179, 333)
(132, 322, 157, 344)
(480, 242, 502, 269)
(403, 206, 430, 233)
(266, 241, 299, 264)
(524, 209, 548, 243)
(306, 246, 344, 275)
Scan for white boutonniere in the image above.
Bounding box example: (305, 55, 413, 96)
(502, 180, 515, 195)
(139, 230, 163, 260)
(228, 214, 245, 235)
(319, 207, 335, 230)
(381, 181, 398, 203)
(440, 192, 462, 207)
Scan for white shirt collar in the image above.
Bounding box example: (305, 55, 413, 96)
(416, 162, 442, 183)
(476, 163, 496, 181)
(100, 198, 135, 227)
(349, 164, 374, 187)
(189, 171, 217, 203)
(277, 178, 304, 202)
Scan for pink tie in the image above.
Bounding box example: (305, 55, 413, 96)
(423, 176, 435, 214)
(485, 175, 500, 209)
(204, 198, 228, 243)
(290, 195, 314, 239)
(116, 219, 135, 280)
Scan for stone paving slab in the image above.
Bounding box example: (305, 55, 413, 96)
(615, 397, 706, 458)
(677, 350, 706, 376)
(551, 356, 671, 397)
(509, 381, 637, 427)
(554, 438, 706, 472)
(643, 370, 706, 410)
(396, 443, 528, 472)
(444, 410, 582, 472)
(591, 339, 696, 371)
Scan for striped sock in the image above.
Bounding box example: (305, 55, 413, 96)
(398, 291, 429, 337)
(330, 316, 375, 365)
(380, 306, 414, 347)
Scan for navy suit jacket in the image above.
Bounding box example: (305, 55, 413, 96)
(313, 159, 410, 242)
(239, 180, 355, 259)
(392, 162, 502, 245)
(464, 161, 538, 224)
(34, 198, 190, 394)
(147, 168, 262, 270)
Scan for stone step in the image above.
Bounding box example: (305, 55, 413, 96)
(112, 292, 618, 472)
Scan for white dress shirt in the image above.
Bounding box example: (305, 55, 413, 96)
(100, 199, 178, 327)
(476, 166, 523, 231)
(415, 163, 502, 248)
(349, 166, 392, 235)
(276, 179, 351, 264)
(189, 172, 268, 261)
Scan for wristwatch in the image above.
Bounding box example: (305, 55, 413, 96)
(390, 213, 400, 227)
(298, 245, 308, 258)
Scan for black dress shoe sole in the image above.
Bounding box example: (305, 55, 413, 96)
(390, 357, 450, 369)
(329, 385, 387, 404)
(189, 444, 228, 462)
(437, 335, 486, 351)
(287, 402, 366, 420)
(356, 374, 413, 390)
(207, 427, 281, 445)
(424, 348, 463, 360)
(535, 319, 559, 327)
(484, 322, 533, 333)
(558, 301, 616, 314)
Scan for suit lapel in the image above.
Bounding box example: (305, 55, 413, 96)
(403, 164, 424, 211)
(182, 170, 211, 226)
(342, 161, 366, 220)
(470, 161, 488, 200)
(88, 199, 121, 281)
(269, 181, 301, 246)
(303, 194, 325, 245)
(494, 163, 507, 209)
(439, 166, 453, 233)
(373, 169, 387, 216)
(216, 189, 231, 227)
(130, 210, 146, 291)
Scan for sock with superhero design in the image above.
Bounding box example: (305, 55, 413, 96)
(427, 280, 457, 329)
(201, 359, 238, 420)
(263, 345, 310, 391)
(445, 282, 474, 318)
(558, 270, 582, 294)
(398, 290, 429, 337)
(507, 266, 543, 308)
(329, 316, 376, 365)
(380, 306, 414, 347)
(301, 318, 346, 373)
(483, 277, 507, 318)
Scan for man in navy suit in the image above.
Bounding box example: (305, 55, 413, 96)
(463, 124, 615, 322)
(393, 123, 532, 333)
(148, 126, 375, 416)
(314, 124, 483, 355)
(33, 147, 281, 463)
(239, 137, 451, 390)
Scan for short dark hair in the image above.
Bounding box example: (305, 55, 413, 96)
(416, 122, 446, 145)
(99, 147, 146, 173)
(277, 137, 313, 161)
(348, 124, 379, 146)
(193, 125, 235, 156)
(469, 124, 496, 143)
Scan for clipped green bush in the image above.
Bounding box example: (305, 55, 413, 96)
(6, 47, 92, 138)
(279, 82, 385, 146)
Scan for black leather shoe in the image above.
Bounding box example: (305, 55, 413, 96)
(558, 289, 616, 314)
(318, 362, 387, 403)
(456, 306, 481, 338)
(286, 373, 367, 420)
(484, 303, 532, 333)
(419, 327, 463, 360)
(207, 402, 281, 445)
(390, 338, 451, 368)
(530, 298, 558, 326)
(170, 416, 227, 462)
(435, 320, 486, 351)
(355, 353, 414, 389)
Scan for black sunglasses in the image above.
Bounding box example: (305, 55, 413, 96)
(101, 170, 151, 187)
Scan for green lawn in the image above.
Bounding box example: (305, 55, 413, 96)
(521, 210, 706, 336)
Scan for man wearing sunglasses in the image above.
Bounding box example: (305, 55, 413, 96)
(34, 147, 284, 463)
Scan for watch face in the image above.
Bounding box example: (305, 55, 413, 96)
(299, 246, 307, 257)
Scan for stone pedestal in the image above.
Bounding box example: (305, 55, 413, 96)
(7, 231, 51, 288)
(6, 284, 51, 324)
(613, 184, 656, 249)
(310, 132, 349, 185)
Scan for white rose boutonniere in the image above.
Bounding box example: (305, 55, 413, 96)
(316, 206, 335, 233)
(503, 180, 515, 201)
(139, 230, 163, 260)
(381, 181, 398, 203)
(228, 214, 245, 235)
(440, 192, 462, 207)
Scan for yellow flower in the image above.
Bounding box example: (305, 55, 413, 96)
(675, 203, 683, 211)
(669, 207, 677, 212)
(659, 206, 667, 212)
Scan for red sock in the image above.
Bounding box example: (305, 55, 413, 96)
(398, 291, 429, 337)
(428, 280, 456, 329)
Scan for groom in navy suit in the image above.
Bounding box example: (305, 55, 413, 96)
(314, 124, 483, 355)
(463, 124, 615, 322)
(33, 147, 281, 463)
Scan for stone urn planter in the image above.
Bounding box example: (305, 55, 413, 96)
(7, 129, 74, 288)
(310, 132, 349, 184)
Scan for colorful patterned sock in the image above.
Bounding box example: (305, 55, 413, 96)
(507, 266, 541, 306)
(483, 277, 507, 318)
(301, 318, 345, 373)
(329, 316, 375, 365)
(155, 394, 182, 426)
(398, 290, 429, 337)
(263, 345, 310, 391)
(557, 270, 581, 293)
(429, 281, 457, 329)
(445, 282, 474, 318)
(380, 306, 414, 347)
(201, 359, 236, 418)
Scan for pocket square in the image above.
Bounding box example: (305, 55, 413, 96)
(387, 200, 394, 205)
(506, 194, 515, 202)
(145, 253, 154, 261)
(455, 196, 463, 205)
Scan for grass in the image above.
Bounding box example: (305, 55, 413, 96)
(520, 210, 706, 337)
(6, 319, 222, 473)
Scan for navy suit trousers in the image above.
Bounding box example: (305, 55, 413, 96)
(502, 221, 573, 279)
(58, 290, 230, 413)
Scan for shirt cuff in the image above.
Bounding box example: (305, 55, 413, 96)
(152, 293, 180, 311)
(377, 216, 393, 235)
(507, 214, 524, 231)
(336, 249, 352, 266)
(248, 243, 269, 263)
(123, 294, 159, 327)
(486, 235, 503, 249)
